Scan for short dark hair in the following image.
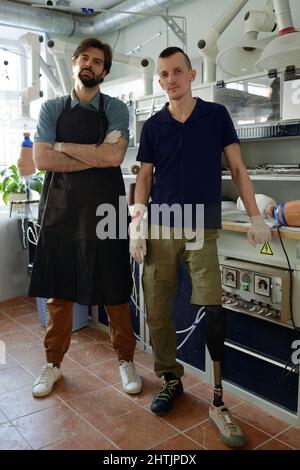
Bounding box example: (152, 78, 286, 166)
(159, 47, 192, 70)
(72, 37, 113, 75)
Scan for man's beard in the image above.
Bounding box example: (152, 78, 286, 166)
(79, 70, 102, 88)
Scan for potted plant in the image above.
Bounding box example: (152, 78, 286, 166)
(0, 164, 44, 205)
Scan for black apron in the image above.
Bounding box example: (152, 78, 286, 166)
(29, 94, 132, 305)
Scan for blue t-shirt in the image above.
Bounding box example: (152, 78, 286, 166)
(136, 97, 239, 228)
(34, 90, 129, 144)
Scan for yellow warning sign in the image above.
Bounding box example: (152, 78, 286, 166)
(260, 242, 273, 255)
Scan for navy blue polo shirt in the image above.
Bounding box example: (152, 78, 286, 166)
(136, 97, 239, 228)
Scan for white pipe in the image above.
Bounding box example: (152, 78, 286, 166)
(214, 0, 249, 35)
(203, 59, 217, 84)
(19, 33, 41, 103)
(40, 58, 62, 95)
(47, 38, 73, 95)
(244, 9, 275, 35)
(53, 57, 72, 95)
(113, 53, 155, 96)
(273, 0, 295, 32)
(198, 0, 249, 83)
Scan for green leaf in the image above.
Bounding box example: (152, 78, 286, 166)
(30, 179, 43, 194)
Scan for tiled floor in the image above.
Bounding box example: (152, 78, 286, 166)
(0, 296, 300, 450)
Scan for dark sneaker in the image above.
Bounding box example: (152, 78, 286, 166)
(151, 373, 183, 416)
(209, 404, 247, 448)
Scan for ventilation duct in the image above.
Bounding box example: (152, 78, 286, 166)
(0, 0, 74, 35)
(0, 0, 185, 36)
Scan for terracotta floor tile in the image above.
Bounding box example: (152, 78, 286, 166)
(87, 359, 151, 386)
(8, 342, 45, 365)
(134, 350, 154, 370)
(20, 296, 37, 306)
(1, 297, 300, 451)
(184, 423, 206, 448)
(0, 298, 26, 309)
(0, 423, 32, 450)
(0, 365, 34, 394)
(181, 372, 204, 388)
(82, 326, 111, 342)
(21, 355, 85, 377)
(21, 358, 48, 377)
(66, 342, 116, 367)
(42, 426, 118, 450)
(68, 334, 98, 351)
(186, 417, 270, 450)
(232, 402, 290, 436)
(0, 319, 24, 334)
(189, 381, 242, 407)
(28, 325, 46, 338)
(151, 433, 206, 450)
(0, 353, 18, 371)
(214, 418, 270, 450)
(14, 313, 41, 328)
(256, 438, 296, 450)
(12, 403, 92, 450)
(97, 408, 177, 450)
(0, 384, 61, 420)
(276, 426, 300, 449)
(53, 369, 108, 401)
(2, 329, 41, 351)
(159, 391, 210, 432)
(4, 303, 37, 319)
(68, 387, 139, 430)
(0, 312, 9, 322)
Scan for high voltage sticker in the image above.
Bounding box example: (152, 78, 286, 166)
(260, 242, 273, 255)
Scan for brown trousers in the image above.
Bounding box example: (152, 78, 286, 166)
(44, 298, 136, 364)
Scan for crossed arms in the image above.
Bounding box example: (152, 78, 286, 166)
(33, 135, 128, 172)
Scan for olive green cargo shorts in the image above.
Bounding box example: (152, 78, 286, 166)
(142, 226, 222, 308)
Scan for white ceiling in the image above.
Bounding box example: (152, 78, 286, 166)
(6, 0, 123, 15)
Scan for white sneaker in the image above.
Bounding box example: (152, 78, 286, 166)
(119, 360, 142, 394)
(32, 363, 62, 397)
(209, 404, 246, 448)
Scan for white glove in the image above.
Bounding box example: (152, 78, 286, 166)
(129, 204, 148, 263)
(129, 221, 147, 263)
(103, 130, 121, 144)
(247, 215, 272, 247)
(129, 203, 147, 225)
(53, 142, 63, 152)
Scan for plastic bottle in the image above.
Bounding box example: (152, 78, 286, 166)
(17, 132, 36, 177)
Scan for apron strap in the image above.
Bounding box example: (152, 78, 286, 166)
(65, 95, 72, 110)
(98, 93, 105, 139)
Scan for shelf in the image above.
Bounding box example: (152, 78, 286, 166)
(222, 175, 300, 181)
(222, 222, 300, 240)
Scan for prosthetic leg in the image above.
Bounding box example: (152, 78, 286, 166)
(205, 305, 246, 448)
(205, 305, 225, 405)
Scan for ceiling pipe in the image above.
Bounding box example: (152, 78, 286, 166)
(113, 53, 155, 95)
(0, 0, 186, 36)
(197, 0, 249, 83)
